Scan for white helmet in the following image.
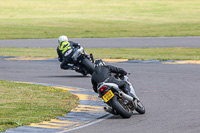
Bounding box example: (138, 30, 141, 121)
(58, 35, 68, 44)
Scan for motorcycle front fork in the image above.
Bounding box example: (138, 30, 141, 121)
(128, 83, 139, 101)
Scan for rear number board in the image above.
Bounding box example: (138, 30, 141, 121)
(103, 90, 114, 102)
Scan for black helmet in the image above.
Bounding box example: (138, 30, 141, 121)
(94, 59, 105, 68)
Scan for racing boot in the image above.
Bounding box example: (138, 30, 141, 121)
(76, 67, 88, 76)
(90, 53, 94, 63)
(123, 83, 140, 104)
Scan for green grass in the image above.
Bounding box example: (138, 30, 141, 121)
(0, 0, 200, 39)
(0, 47, 200, 61)
(0, 80, 78, 132)
(87, 48, 200, 61)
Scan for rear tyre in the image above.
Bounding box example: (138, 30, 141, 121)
(81, 58, 94, 75)
(81, 71, 87, 76)
(109, 96, 132, 118)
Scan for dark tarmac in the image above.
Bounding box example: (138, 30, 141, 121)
(0, 59, 200, 133)
(1, 37, 200, 48)
(0, 37, 200, 133)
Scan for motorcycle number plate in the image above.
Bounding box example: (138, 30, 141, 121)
(103, 90, 114, 102)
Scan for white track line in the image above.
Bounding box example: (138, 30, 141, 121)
(56, 114, 112, 133)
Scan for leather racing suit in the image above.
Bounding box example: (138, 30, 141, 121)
(91, 65, 132, 96)
(57, 41, 80, 69)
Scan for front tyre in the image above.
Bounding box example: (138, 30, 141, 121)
(135, 100, 145, 114)
(109, 96, 132, 118)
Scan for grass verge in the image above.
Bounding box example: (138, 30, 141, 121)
(0, 47, 200, 61)
(0, 0, 200, 39)
(0, 80, 78, 132)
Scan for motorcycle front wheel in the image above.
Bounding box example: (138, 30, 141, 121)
(109, 95, 132, 118)
(135, 100, 145, 114)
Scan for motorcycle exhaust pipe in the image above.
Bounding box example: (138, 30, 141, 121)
(119, 91, 133, 102)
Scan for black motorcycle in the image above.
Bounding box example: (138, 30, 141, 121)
(66, 46, 94, 76)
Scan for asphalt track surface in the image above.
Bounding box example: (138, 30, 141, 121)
(1, 60, 200, 133)
(0, 37, 200, 133)
(1, 37, 200, 48)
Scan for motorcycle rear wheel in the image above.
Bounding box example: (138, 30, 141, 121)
(109, 95, 132, 118)
(81, 58, 94, 75)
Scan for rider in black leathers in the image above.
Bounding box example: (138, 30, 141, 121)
(91, 59, 132, 97)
